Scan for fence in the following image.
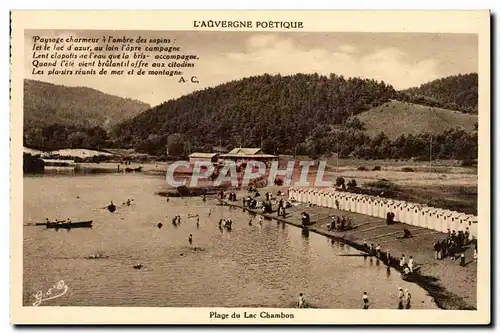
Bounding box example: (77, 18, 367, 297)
(288, 187, 478, 238)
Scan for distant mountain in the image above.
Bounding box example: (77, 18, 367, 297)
(23, 79, 150, 130)
(396, 73, 478, 114)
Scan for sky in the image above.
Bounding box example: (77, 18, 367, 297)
(25, 30, 478, 107)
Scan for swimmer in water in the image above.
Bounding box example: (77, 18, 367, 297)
(105, 201, 116, 212)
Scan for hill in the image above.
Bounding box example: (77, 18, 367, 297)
(113, 73, 396, 154)
(396, 73, 478, 114)
(24, 79, 150, 130)
(113, 73, 477, 161)
(357, 100, 478, 140)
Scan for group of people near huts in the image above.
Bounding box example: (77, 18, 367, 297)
(433, 228, 476, 265)
(242, 190, 291, 216)
(326, 215, 353, 231)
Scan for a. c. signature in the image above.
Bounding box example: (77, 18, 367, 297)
(33, 280, 68, 306)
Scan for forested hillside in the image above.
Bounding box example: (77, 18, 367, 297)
(112, 73, 478, 161)
(24, 79, 150, 150)
(113, 73, 396, 155)
(396, 73, 478, 114)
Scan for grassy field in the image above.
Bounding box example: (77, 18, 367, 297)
(357, 100, 478, 139)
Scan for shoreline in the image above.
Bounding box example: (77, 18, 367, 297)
(217, 193, 476, 310)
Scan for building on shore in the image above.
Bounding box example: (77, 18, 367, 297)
(188, 152, 220, 165)
(220, 147, 278, 165)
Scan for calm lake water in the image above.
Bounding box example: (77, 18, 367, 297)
(23, 173, 438, 309)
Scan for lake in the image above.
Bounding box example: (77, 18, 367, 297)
(23, 173, 438, 309)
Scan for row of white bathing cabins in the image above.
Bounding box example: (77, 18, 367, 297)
(287, 187, 478, 240)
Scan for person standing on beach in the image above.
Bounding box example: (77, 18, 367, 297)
(460, 252, 466, 266)
(188, 234, 193, 245)
(400, 254, 406, 268)
(362, 292, 369, 309)
(297, 293, 306, 308)
(408, 256, 415, 273)
(474, 243, 478, 262)
(433, 240, 441, 260)
(398, 288, 404, 309)
(404, 289, 411, 309)
(375, 244, 381, 258)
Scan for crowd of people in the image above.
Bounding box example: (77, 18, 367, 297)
(433, 228, 476, 265)
(326, 215, 353, 231)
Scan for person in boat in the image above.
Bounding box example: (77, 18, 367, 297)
(66, 218, 72, 224)
(45, 218, 50, 224)
(297, 293, 306, 308)
(188, 234, 193, 245)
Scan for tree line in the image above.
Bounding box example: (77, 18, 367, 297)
(24, 124, 109, 151)
(396, 73, 478, 114)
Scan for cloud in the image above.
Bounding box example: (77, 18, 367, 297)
(216, 35, 441, 90)
(338, 44, 356, 53)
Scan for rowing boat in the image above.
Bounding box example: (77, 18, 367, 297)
(46, 220, 93, 229)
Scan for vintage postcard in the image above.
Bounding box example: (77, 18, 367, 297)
(10, 10, 490, 324)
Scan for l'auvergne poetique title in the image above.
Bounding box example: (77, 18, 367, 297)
(193, 20, 304, 29)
